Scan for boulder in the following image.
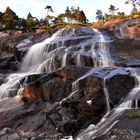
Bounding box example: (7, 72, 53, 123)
(0, 128, 19, 140)
(21, 66, 90, 101)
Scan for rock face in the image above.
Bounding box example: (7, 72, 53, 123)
(0, 66, 135, 138)
(101, 128, 140, 140)
(0, 28, 59, 73)
(99, 18, 140, 68)
(0, 24, 139, 140)
(109, 39, 140, 67)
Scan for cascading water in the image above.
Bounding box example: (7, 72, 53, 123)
(0, 25, 139, 140)
(57, 28, 114, 113)
(0, 73, 27, 99)
(20, 27, 114, 74)
(0, 26, 113, 98)
(77, 68, 140, 140)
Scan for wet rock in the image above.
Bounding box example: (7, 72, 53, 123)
(0, 24, 139, 139)
(96, 109, 140, 140)
(0, 29, 59, 72)
(39, 132, 63, 140)
(21, 66, 90, 101)
(105, 70, 135, 107)
(0, 74, 7, 85)
(0, 64, 136, 138)
(103, 128, 140, 140)
(98, 19, 140, 68)
(19, 131, 36, 139)
(109, 39, 140, 68)
(0, 127, 20, 140)
(19, 67, 135, 135)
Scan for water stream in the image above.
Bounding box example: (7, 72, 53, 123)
(77, 68, 140, 140)
(0, 26, 139, 140)
(0, 27, 113, 99)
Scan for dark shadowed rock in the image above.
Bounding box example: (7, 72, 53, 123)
(0, 66, 135, 138)
(109, 39, 140, 67)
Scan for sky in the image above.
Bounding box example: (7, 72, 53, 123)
(0, 0, 133, 22)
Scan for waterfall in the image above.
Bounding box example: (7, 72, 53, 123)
(103, 77, 111, 113)
(0, 25, 139, 140)
(0, 73, 26, 99)
(62, 48, 69, 67)
(0, 27, 114, 103)
(20, 28, 114, 73)
(71, 29, 113, 112)
(0, 26, 139, 140)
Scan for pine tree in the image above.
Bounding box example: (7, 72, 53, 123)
(125, 0, 138, 14)
(65, 6, 72, 23)
(2, 6, 19, 29)
(109, 5, 119, 16)
(96, 10, 104, 21)
(78, 10, 87, 23)
(26, 12, 38, 30)
(45, 5, 53, 16)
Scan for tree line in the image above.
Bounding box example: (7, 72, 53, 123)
(1, 0, 140, 31)
(0, 6, 87, 31)
(96, 0, 140, 21)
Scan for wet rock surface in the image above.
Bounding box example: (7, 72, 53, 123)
(109, 39, 140, 67)
(0, 23, 139, 73)
(98, 18, 140, 68)
(96, 109, 140, 140)
(95, 18, 140, 68)
(0, 127, 20, 140)
(0, 28, 59, 73)
(101, 128, 140, 140)
(0, 66, 136, 139)
(0, 24, 139, 140)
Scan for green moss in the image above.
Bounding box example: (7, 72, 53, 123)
(127, 111, 140, 118)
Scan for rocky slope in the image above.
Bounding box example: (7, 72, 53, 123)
(98, 18, 140, 68)
(0, 66, 136, 139)
(0, 23, 139, 140)
(0, 28, 59, 73)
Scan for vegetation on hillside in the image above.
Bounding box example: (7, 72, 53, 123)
(0, 6, 87, 31)
(96, 0, 140, 22)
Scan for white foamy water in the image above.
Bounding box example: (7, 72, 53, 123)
(103, 77, 111, 113)
(20, 28, 113, 74)
(0, 73, 25, 99)
(0, 27, 114, 104)
(0, 26, 139, 140)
